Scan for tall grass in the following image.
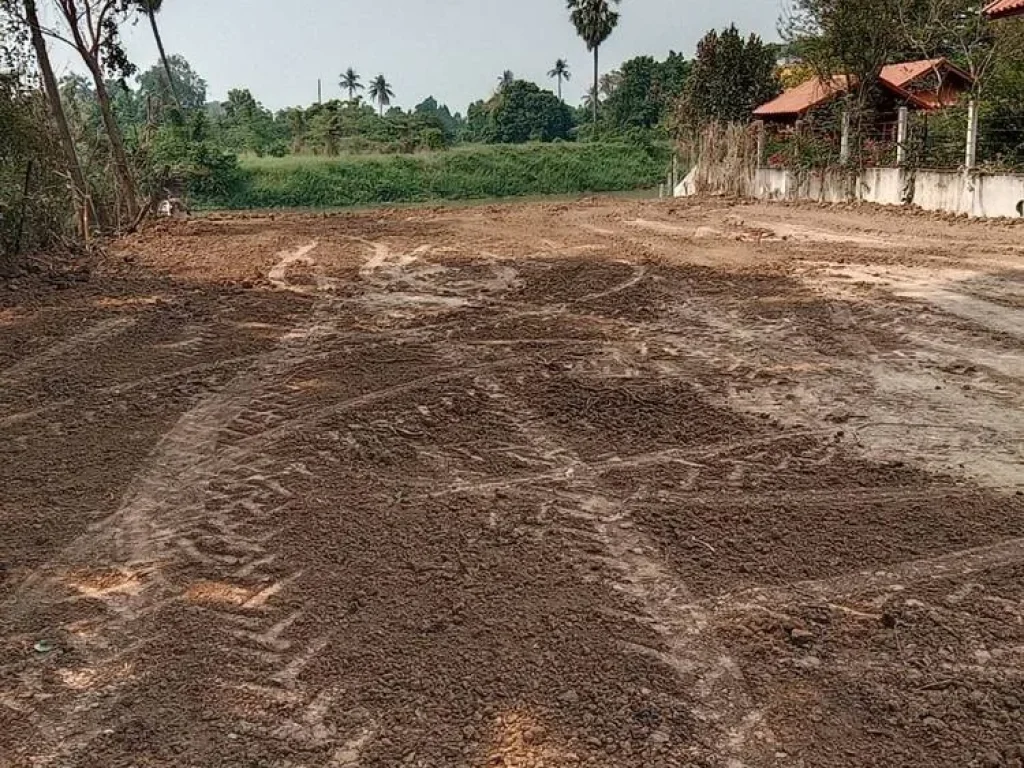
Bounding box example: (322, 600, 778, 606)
(199, 143, 669, 209)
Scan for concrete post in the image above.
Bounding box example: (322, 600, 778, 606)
(839, 111, 851, 164)
(965, 99, 979, 171)
(754, 120, 766, 169)
(896, 107, 909, 167)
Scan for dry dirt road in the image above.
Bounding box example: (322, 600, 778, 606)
(1, 198, 1023, 768)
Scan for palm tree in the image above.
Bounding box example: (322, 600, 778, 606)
(368, 75, 395, 116)
(599, 70, 621, 98)
(339, 68, 363, 101)
(135, 0, 180, 109)
(567, 0, 621, 137)
(497, 70, 515, 92)
(548, 58, 571, 102)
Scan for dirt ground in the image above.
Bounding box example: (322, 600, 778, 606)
(1, 197, 1022, 768)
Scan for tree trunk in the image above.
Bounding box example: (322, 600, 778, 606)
(146, 6, 181, 109)
(88, 58, 139, 221)
(592, 47, 599, 139)
(558, 76, 563, 102)
(22, 0, 93, 224)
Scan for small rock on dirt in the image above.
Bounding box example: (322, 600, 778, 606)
(794, 655, 822, 670)
(789, 628, 815, 646)
(694, 226, 723, 240)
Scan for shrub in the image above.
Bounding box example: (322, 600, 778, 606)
(196, 142, 670, 209)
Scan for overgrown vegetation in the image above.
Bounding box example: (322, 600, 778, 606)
(204, 143, 670, 209)
(0, 72, 69, 265)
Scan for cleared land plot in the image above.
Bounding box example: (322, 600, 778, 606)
(1, 199, 1023, 768)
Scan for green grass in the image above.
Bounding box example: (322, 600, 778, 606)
(202, 143, 670, 209)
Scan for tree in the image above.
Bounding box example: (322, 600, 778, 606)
(0, 70, 70, 258)
(414, 95, 462, 140)
(133, 0, 178, 109)
(548, 58, 571, 101)
(782, 0, 906, 123)
(137, 54, 206, 116)
(978, 20, 1024, 163)
(217, 88, 281, 155)
(490, 80, 574, 143)
(498, 69, 515, 92)
(340, 67, 363, 101)
(465, 98, 494, 142)
(567, 0, 621, 136)
(368, 74, 394, 116)
(603, 55, 691, 132)
(896, 0, 1000, 84)
(17, 0, 92, 224)
(48, 0, 140, 220)
(677, 25, 780, 128)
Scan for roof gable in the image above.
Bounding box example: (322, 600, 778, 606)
(754, 59, 974, 118)
(985, 0, 1024, 18)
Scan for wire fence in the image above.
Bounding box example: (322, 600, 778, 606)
(761, 107, 1024, 174)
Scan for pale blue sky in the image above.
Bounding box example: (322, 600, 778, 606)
(47, 0, 783, 113)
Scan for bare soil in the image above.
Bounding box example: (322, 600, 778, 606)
(1, 198, 1023, 768)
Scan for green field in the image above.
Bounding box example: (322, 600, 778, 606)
(199, 143, 671, 209)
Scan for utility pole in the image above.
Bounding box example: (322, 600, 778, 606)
(317, 78, 322, 105)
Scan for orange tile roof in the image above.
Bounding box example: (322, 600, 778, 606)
(880, 59, 946, 88)
(986, 0, 1024, 18)
(754, 59, 973, 118)
(753, 74, 852, 117)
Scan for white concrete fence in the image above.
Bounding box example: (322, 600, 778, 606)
(676, 105, 1024, 219)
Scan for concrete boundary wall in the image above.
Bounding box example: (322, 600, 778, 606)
(679, 166, 1024, 219)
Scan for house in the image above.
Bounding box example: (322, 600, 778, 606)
(984, 0, 1024, 19)
(753, 58, 974, 125)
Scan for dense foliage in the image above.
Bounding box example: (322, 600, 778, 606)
(200, 143, 670, 209)
(0, 72, 70, 262)
(465, 80, 574, 143)
(676, 26, 780, 129)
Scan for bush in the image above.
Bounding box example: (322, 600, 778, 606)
(0, 74, 70, 263)
(195, 142, 670, 209)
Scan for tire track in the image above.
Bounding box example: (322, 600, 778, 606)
(0, 316, 136, 384)
(0, 244, 375, 767)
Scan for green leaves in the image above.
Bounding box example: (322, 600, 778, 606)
(567, 0, 621, 51)
(368, 75, 395, 115)
(678, 26, 780, 128)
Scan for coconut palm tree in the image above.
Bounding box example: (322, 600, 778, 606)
(339, 68, 363, 101)
(134, 0, 180, 109)
(497, 70, 515, 92)
(548, 58, 571, 101)
(599, 70, 621, 98)
(368, 75, 395, 116)
(567, 0, 621, 137)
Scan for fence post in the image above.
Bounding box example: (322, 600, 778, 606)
(754, 120, 766, 169)
(839, 111, 852, 164)
(965, 99, 979, 171)
(896, 107, 909, 167)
